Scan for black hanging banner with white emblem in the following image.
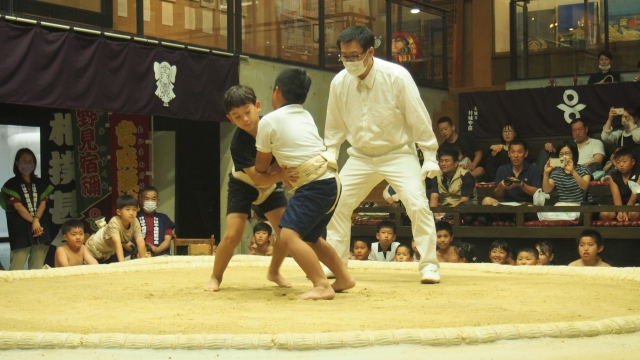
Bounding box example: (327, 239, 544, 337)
(459, 83, 640, 139)
(0, 18, 239, 122)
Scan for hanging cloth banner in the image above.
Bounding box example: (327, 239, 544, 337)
(109, 113, 150, 214)
(72, 110, 112, 232)
(0, 18, 239, 122)
(459, 82, 640, 139)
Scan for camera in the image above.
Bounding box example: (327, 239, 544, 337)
(550, 158, 565, 167)
(504, 178, 522, 186)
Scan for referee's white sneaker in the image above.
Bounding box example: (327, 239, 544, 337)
(322, 265, 336, 279)
(420, 264, 440, 284)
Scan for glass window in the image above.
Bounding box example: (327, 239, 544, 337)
(390, 3, 446, 88)
(143, 0, 228, 49)
(607, 0, 640, 72)
(325, 0, 386, 69)
(11, 0, 137, 34)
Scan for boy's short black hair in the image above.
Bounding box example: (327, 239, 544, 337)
(437, 147, 459, 162)
(435, 221, 453, 236)
(353, 238, 370, 250)
(253, 222, 272, 236)
(131, 243, 153, 259)
(116, 195, 138, 210)
(457, 242, 476, 262)
(376, 220, 396, 234)
(535, 241, 554, 257)
(140, 185, 159, 198)
(489, 240, 511, 254)
(62, 219, 84, 235)
(336, 26, 374, 51)
(598, 50, 613, 61)
(508, 138, 528, 152)
(613, 147, 634, 161)
(274, 67, 311, 105)
(518, 247, 539, 259)
(437, 116, 454, 127)
(577, 229, 604, 247)
(223, 85, 257, 114)
(396, 244, 413, 256)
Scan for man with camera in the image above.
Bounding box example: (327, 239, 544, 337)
(482, 138, 542, 209)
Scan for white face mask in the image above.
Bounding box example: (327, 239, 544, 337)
(621, 119, 630, 129)
(343, 52, 370, 77)
(599, 64, 611, 70)
(143, 201, 157, 213)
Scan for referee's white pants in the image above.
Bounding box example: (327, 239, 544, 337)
(326, 151, 438, 273)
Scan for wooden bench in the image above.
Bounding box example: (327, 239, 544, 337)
(172, 236, 216, 255)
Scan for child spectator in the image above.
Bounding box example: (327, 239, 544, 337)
(352, 239, 370, 261)
(569, 229, 611, 267)
(130, 243, 153, 259)
(507, 249, 516, 265)
(437, 116, 485, 180)
(255, 67, 354, 299)
(488, 240, 511, 265)
(535, 241, 555, 265)
(542, 141, 592, 204)
(394, 244, 414, 262)
(205, 85, 290, 293)
(515, 247, 540, 266)
(248, 222, 273, 256)
(603, 147, 622, 176)
(54, 219, 98, 267)
(137, 186, 175, 256)
(368, 221, 400, 261)
(454, 145, 471, 169)
(599, 148, 640, 221)
(456, 242, 476, 263)
(435, 221, 459, 263)
(411, 238, 421, 262)
(85, 195, 147, 262)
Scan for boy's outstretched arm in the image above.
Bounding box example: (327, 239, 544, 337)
(111, 235, 125, 262)
(83, 246, 98, 265)
(134, 237, 147, 259)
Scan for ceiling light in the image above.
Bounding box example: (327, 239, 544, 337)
(411, 8, 420, 14)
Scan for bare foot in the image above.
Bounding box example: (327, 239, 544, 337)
(204, 278, 221, 292)
(298, 285, 335, 300)
(267, 272, 292, 288)
(331, 276, 356, 292)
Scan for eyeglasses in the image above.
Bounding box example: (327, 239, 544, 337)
(338, 50, 368, 62)
(502, 130, 515, 134)
(558, 152, 572, 157)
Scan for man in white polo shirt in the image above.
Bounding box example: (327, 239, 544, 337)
(537, 118, 605, 173)
(323, 26, 441, 284)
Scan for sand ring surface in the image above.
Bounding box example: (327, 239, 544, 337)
(1, 255, 640, 351)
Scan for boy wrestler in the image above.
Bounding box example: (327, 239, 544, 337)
(54, 219, 98, 267)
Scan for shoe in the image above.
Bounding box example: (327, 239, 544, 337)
(323, 265, 336, 279)
(420, 264, 440, 284)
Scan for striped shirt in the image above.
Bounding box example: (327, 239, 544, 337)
(550, 164, 592, 203)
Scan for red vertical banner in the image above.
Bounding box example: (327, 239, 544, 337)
(109, 114, 150, 214)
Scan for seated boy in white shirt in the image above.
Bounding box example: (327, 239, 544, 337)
(254, 67, 355, 300)
(368, 221, 401, 261)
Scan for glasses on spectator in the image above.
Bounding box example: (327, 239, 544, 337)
(502, 130, 515, 134)
(558, 152, 572, 157)
(338, 50, 368, 62)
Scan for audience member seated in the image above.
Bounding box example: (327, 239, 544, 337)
(535, 241, 555, 266)
(536, 119, 605, 174)
(85, 195, 147, 263)
(485, 123, 519, 181)
(599, 149, 640, 221)
(54, 219, 98, 267)
(456, 242, 476, 263)
(437, 116, 485, 180)
(454, 146, 471, 169)
(137, 186, 175, 256)
(248, 222, 273, 256)
(488, 240, 511, 265)
(602, 107, 640, 165)
(587, 50, 620, 84)
(603, 148, 621, 177)
(482, 139, 541, 208)
(394, 244, 414, 262)
(368, 221, 400, 262)
(352, 239, 370, 260)
(542, 141, 593, 205)
(435, 221, 459, 263)
(427, 147, 477, 220)
(515, 247, 540, 266)
(568, 229, 611, 267)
